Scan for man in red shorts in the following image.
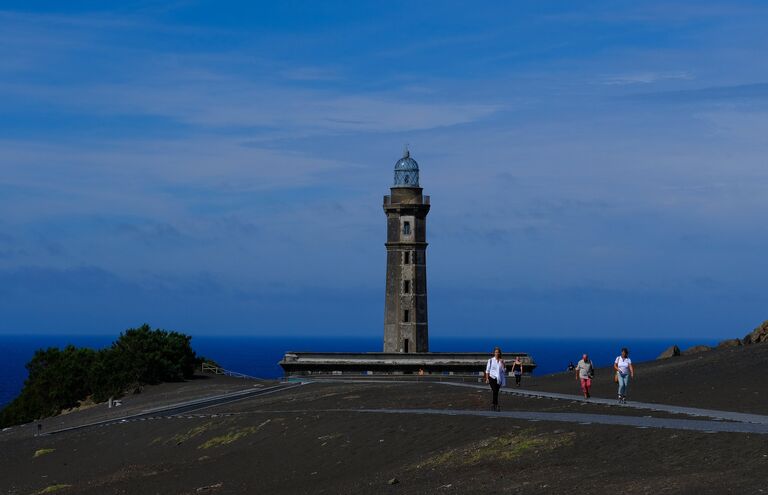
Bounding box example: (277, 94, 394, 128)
(575, 353, 594, 399)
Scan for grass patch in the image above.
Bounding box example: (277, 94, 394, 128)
(197, 420, 270, 449)
(33, 448, 55, 458)
(416, 430, 574, 469)
(35, 484, 72, 494)
(169, 423, 212, 445)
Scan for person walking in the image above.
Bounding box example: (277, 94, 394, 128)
(614, 347, 634, 404)
(511, 356, 523, 387)
(484, 347, 506, 411)
(575, 353, 594, 399)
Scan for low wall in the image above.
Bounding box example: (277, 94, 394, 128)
(278, 352, 536, 377)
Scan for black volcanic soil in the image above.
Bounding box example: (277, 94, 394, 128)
(2, 347, 768, 495)
(523, 342, 768, 414)
(2, 374, 276, 439)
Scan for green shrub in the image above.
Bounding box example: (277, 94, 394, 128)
(0, 324, 200, 428)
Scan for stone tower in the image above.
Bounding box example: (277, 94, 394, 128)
(383, 149, 430, 353)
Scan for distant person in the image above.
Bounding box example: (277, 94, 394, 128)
(614, 347, 634, 404)
(567, 361, 575, 372)
(575, 354, 594, 399)
(511, 356, 523, 387)
(484, 347, 506, 411)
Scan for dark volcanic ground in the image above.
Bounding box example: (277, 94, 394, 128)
(524, 342, 768, 414)
(2, 345, 768, 495)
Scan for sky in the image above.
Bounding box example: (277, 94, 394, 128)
(1, 1, 767, 339)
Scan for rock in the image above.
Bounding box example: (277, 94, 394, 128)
(682, 345, 712, 355)
(657, 345, 681, 359)
(717, 338, 742, 349)
(743, 320, 768, 345)
(196, 483, 223, 493)
(388, 478, 399, 485)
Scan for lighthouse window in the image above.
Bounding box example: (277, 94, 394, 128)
(403, 221, 411, 235)
(404, 280, 410, 293)
(403, 309, 410, 322)
(404, 251, 410, 264)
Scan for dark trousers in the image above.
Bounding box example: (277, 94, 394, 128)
(489, 377, 500, 405)
(514, 373, 521, 386)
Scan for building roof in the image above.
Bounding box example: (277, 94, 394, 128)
(393, 149, 420, 187)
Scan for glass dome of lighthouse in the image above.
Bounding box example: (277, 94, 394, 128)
(393, 148, 420, 187)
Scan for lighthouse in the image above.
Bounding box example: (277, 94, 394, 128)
(383, 149, 430, 353)
(278, 148, 537, 377)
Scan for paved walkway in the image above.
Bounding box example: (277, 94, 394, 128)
(351, 408, 768, 434)
(299, 378, 768, 425)
(442, 382, 768, 425)
(165, 407, 768, 435)
(42, 383, 304, 435)
(36, 379, 768, 437)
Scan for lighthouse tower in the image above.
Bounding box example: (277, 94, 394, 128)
(383, 149, 430, 353)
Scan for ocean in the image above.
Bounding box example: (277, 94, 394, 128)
(0, 335, 718, 407)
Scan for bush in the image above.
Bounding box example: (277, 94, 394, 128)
(112, 325, 197, 384)
(0, 324, 200, 428)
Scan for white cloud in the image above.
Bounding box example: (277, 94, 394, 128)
(600, 71, 694, 85)
(0, 78, 500, 134)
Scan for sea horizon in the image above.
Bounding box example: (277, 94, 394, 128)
(0, 334, 720, 408)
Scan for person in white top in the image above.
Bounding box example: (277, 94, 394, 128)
(613, 347, 635, 404)
(575, 353, 594, 399)
(484, 347, 506, 411)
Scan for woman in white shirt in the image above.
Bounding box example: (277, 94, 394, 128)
(613, 347, 635, 404)
(484, 347, 506, 411)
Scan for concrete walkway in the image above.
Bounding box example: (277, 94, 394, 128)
(352, 408, 768, 434)
(36, 379, 768, 437)
(170, 407, 768, 435)
(41, 383, 304, 436)
(442, 382, 768, 425)
(299, 378, 768, 425)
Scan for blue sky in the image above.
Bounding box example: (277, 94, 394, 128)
(1, 1, 767, 339)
